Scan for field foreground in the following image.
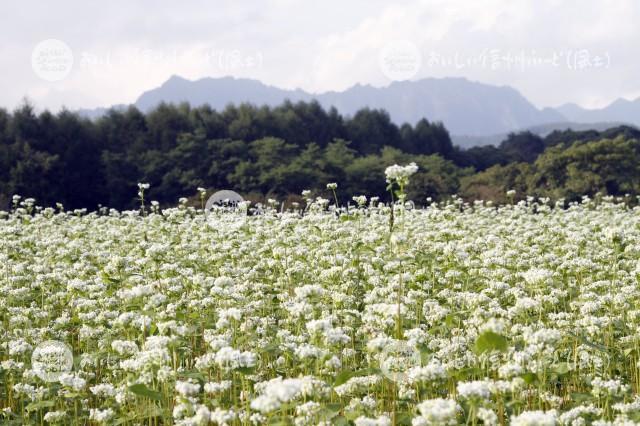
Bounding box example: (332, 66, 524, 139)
(2, 198, 640, 425)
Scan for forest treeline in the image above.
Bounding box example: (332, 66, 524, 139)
(1, 99, 640, 210)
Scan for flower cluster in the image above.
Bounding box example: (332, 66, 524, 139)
(1, 194, 640, 424)
(384, 162, 418, 184)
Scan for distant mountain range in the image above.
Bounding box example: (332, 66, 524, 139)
(79, 75, 639, 145)
(451, 121, 631, 148)
(556, 98, 640, 124)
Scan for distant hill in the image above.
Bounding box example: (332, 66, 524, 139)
(80, 75, 566, 137)
(77, 104, 127, 120)
(556, 98, 640, 126)
(452, 121, 634, 148)
(135, 76, 311, 112)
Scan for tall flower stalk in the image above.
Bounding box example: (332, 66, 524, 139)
(384, 162, 418, 233)
(137, 183, 150, 216)
(327, 183, 339, 213)
(384, 163, 418, 339)
(197, 187, 207, 212)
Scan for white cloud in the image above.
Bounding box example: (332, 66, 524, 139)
(0, 0, 638, 111)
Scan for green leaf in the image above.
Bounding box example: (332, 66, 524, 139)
(521, 372, 539, 385)
(180, 370, 206, 382)
(237, 366, 257, 375)
(474, 331, 508, 354)
(334, 370, 355, 386)
(325, 403, 342, 412)
(445, 313, 461, 328)
(318, 407, 340, 421)
(567, 331, 609, 353)
(25, 400, 55, 412)
(267, 416, 289, 425)
(128, 383, 163, 401)
(333, 368, 380, 386)
(396, 412, 413, 425)
(115, 405, 165, 424)
(345, 409, 362, 421)
(552, 362, 571, 375)
(570, 392, 593, 403)
(417, 343, 432, 362)
(63, 391, 82, 399)
(334, 416, 350, 426)
(261, 341, 281, 355)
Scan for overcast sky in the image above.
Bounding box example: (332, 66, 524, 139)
(2, 0, 638, 112)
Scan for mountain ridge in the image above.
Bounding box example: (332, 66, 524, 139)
(78, 75, 639, 140)
(556, 97, 640, 124)
(83, 75, 566, 136)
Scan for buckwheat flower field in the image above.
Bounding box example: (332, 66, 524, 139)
(3, 191, 640, 424)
